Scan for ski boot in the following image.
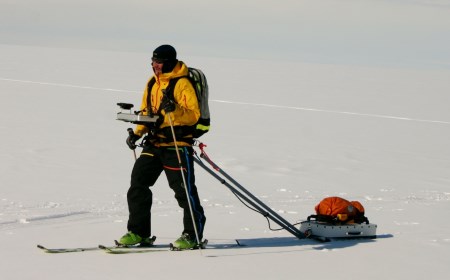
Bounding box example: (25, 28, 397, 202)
(117, 232, 156, 247)
(170, 233, 207, 251)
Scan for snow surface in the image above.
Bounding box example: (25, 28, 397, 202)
(1, 0, 450, 279)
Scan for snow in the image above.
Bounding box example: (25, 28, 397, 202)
(1, 0, 450, 279)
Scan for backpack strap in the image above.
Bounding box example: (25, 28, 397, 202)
(146, 76, 184, 116)
(146, 77, 157, 117)
(159, 76, 184, 110)
(146, 76, 195, 144)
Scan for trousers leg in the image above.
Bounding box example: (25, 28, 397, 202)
(162, 147, 206, 240)
(127, 147, 163, 238)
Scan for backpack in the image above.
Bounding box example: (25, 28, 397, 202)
(147, 67, 210, 139)
(309, 196, 369, 224)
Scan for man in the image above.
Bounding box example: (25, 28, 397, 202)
(120, 45, 206, 250)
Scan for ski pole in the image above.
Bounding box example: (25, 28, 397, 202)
(166, 112, 202, 249)
(127, 128, 137, 161)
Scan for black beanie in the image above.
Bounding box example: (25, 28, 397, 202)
(153, 45, 177, 61)
(152, 45, 178, 73)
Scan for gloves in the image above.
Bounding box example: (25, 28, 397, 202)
(126, 129, 141, 150)
(160, 96, 176, 113)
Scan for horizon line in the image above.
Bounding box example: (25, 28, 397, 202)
(2, 77, 449, 125)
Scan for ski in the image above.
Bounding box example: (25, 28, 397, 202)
(99, 239, 210, 254)
(37, 243, 164, 254)
(38, 237, 240, 254)
(36, 236, 158, 254)
(37, 244, 99, 253)
(98, 244, 169, 254)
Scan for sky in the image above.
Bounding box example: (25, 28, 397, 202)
(1, 0, 449, 67)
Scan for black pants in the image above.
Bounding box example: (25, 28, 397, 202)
(126, 145, 206, 240)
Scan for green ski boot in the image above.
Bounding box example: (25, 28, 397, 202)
(171, 233, 197, 250)
(118, 232, 143, 246)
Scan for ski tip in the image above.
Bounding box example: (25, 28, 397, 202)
(37, 245, 46, 250)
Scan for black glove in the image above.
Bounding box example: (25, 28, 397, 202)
(126, 129, 141, 150)
(160, 96, 176, 113)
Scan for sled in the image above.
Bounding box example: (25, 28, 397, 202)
(300, 220, 377, 240)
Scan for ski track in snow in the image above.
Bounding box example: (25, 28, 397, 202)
(2, 77, 450, 125)
(0, 211, 90, 226)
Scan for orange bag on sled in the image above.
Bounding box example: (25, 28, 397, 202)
(312, 196, 368, 224)
(301, 196, 376, 239)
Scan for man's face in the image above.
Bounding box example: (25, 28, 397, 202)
(152, 60, 164, 75)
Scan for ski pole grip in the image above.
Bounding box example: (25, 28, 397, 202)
(127, 128, 134, 136)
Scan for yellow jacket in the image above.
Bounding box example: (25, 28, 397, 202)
(134, 61, 200, 146)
